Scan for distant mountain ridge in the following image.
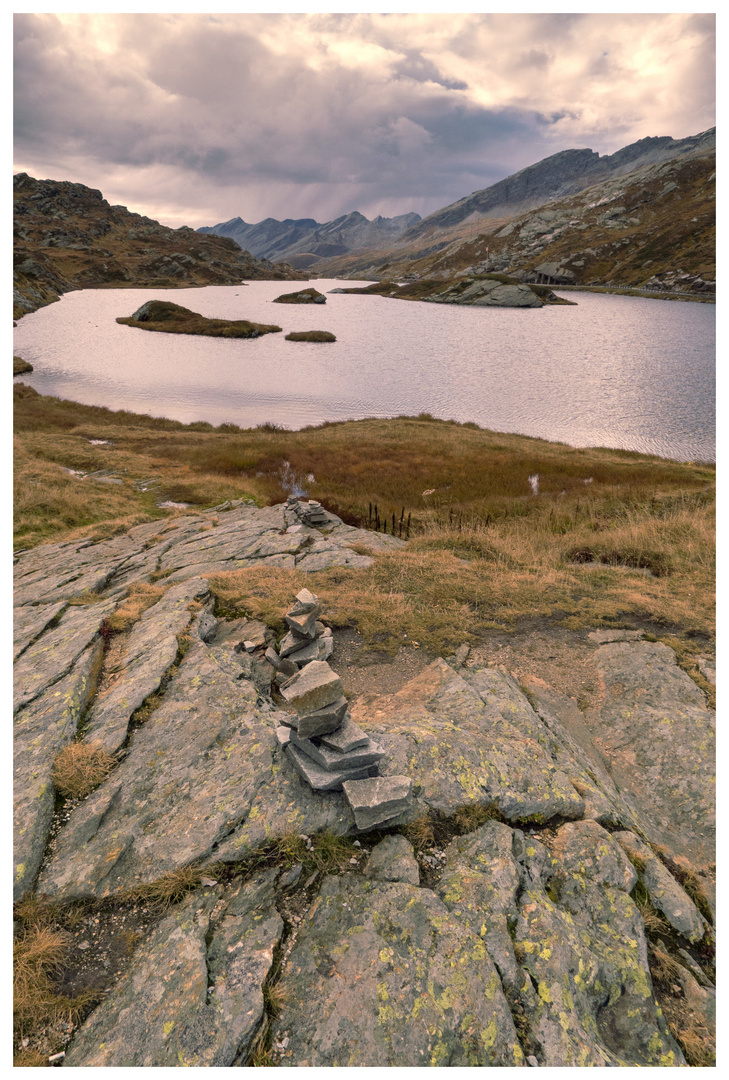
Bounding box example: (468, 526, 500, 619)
(198, 210, 421, 267)
(402, 128, 716, 239)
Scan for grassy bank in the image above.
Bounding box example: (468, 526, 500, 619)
(14, 384, 715, 655)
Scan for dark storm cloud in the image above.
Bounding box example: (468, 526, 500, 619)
(13, 13, 716, 228)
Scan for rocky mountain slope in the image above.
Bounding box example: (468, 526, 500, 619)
(13, 173, 306, 319)
(198, 209, 421, 269)
(14, 498, 715, 1066)
(316, 130, 715, 295)
(403, 128, 715, 239)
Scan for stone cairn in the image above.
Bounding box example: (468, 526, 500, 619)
(285, 496, 331, 529)
(271, 589, 412, 829)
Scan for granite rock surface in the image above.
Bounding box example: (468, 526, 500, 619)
(13, 503, 714, 1066)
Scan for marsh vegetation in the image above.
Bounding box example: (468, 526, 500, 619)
(14, 385, 714, 668)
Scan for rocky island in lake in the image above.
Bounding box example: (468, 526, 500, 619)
(330, 274, 573, 308)
(273, 287, 327, 304)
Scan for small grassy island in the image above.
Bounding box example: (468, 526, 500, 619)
(285, 330, 337, 342)
(116, 300, 282, 338)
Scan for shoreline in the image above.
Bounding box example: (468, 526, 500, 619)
(13, 383, 716, 468)
(551, 284, 714, 303)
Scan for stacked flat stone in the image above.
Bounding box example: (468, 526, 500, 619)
(285, 496, 334, 528)
(266, 588, 333, 677)
(275, 660, 384, 793)
(273, 619, 413, 827)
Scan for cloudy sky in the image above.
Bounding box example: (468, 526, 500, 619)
(13, 10, 716, 229)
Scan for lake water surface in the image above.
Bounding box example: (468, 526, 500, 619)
(13, 280, 715, 462)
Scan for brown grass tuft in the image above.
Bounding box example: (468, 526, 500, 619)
(106, 582, 167, 632)
(648, 944, 685, 983)
(673, 1025, 715, 1067)
(14, 896, 60, 930)
(121, 865, 204, 909)
(451, 804, 502, 833)
(648, 945, 716, 1065)
(632, 883, 671, 938)
(402, 815, 436, 850)
(51, 741, 116, 798)
(13, 1049, 49, 1066)
(13, 926, 89, 1036)
(669, 856, 715, 923)
(309, 832, 359, 872)
(263, 981, 288, 1018)
(249, 1044, 274, 1067)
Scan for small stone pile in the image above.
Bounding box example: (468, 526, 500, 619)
(285, 496, 333, 529)
(265, 588, 333, 677)
(273, 593, 412, 829)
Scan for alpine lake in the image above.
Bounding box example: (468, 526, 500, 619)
(13, 279, 715, 463)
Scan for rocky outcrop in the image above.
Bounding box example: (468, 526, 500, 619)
(13, 173, 306, 318)
(13, 503, 715, 1066)
(272, 288, 326, 304)
(424, 277, 543, 307)
(331, 275, 568, 308)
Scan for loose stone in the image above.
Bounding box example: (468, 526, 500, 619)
(342, 775, 413, 829)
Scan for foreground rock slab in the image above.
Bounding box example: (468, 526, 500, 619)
(435, 819, 684, 1066)
(84, 577, 211, 753)
(36, 643, 275, 900)
(64, 871, 283, 1066)
(13, 641, 103, 900)
(272, 874, 524, 1067)
(351, 659, 587, 825)
(14, 499, 404, 898)
(14, 499, 404, 611)
(585, 640, 715, 868)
